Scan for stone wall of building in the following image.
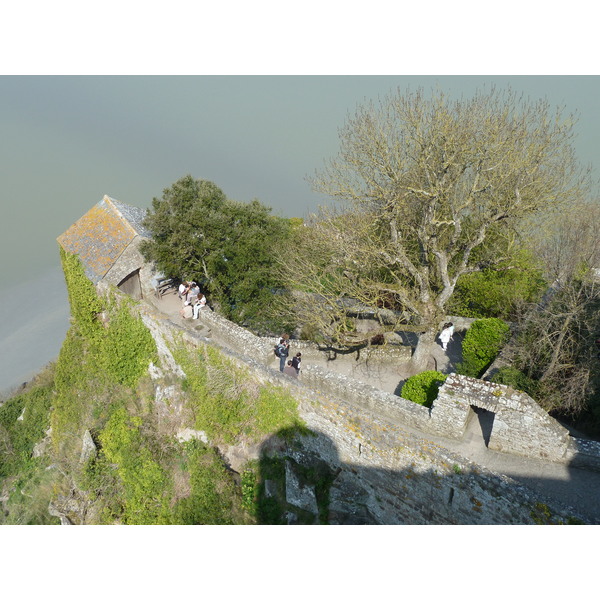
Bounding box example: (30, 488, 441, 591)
(102, 236, 155, 299)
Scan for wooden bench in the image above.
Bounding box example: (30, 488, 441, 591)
(154, 278, 177, 299)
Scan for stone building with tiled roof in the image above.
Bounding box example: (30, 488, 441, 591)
(57, 195, 155, 299)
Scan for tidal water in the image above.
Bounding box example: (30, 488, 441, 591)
(0, 266, 70, 396)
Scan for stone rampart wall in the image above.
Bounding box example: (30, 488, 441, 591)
(136, 303, 591, 523)
(134, 289, 600, 471)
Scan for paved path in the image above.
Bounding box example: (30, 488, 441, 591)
(438, 412, 600, 523)
(149, 291, 600, 523)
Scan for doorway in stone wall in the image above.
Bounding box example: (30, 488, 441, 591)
(117, 269, 142, 300)
(468, 405, 495, 447)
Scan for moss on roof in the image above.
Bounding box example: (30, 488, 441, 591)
(57, 196, 147, 283)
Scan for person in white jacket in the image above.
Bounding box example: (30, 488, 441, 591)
(439, 322, 454, 351)
(192, 293, 207, 319)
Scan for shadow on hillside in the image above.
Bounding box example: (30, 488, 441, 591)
(250, 426, 600, 525)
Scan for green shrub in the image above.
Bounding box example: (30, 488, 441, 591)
(59, 246, 105, 338)
(100, 297, 158, 387)
(447, 256, 546, 320)
(457, 318, 511, 378)
(0, 457, 61, 525)
(491, 366, 539, 397)
(401, 370, 448, 407)
(172, 440, 241, 524)
(99, 407, 172, 524)
(0, 382, 53, 479)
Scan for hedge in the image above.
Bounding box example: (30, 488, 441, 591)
(401, 370, 448, 408)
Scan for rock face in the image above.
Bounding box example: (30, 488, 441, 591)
(176, 428, 208, 444)
(32, 428, 53, 458)
(285, 461, 318, 516)
(48, 502, 73, 525)
(79, 430, 97, 464)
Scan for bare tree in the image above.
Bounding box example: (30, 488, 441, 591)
(285, 87, 589, 370)
(505, 200, 600, 416)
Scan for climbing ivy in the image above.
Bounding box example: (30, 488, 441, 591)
(59, 246, 105, 338)
(51, 249, 158, 458)
(58, 248, 157, 386)
(99, 295, 158, 387)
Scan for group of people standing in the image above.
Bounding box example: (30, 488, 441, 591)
(178, 281, 207, 319)
(275, 334, 302, 377)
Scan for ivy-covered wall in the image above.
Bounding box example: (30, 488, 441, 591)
(51, 249, 159, 460)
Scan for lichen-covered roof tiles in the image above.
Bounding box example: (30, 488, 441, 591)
(57, 195, 150, 283)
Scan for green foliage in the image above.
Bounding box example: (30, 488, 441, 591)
(457, 318, 511, 378)
(0, 373, 61, 524)
(98, 407, 172, 524)
(60, 246, 105, 337)
(241, 461, 260, 516)
(401, 370, 448, 408)
(173, 342, 305, 444)
(254, 387, 309, 438)
(78, 452, 125, 523)
(0, 456, 61, 525)
(140, 175, 294, 332)
(173, 440, 241, 524)
(491, 366, 539, 397)
(59, 250, 158, 387)
(0, 383, 53, 479)
(99, 296, 158, 387)
(51, 257, 158, 457)
(447, 258, 546, 320)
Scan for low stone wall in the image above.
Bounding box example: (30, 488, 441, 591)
(301, 365, 432, 432)
(431, 374, 571, 462)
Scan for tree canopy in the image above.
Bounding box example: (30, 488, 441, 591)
(279, 87, 589, 361)
(141, 175, 292, 331)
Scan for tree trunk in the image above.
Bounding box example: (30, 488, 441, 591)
(410, 329, 438, 374)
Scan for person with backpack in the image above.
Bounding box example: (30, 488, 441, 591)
(274, 335, 290, 372)
(291, 352, 302, 375)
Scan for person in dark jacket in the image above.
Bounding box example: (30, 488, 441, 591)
(276, 336, 290, 372)
(291, 352, 302, 375)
